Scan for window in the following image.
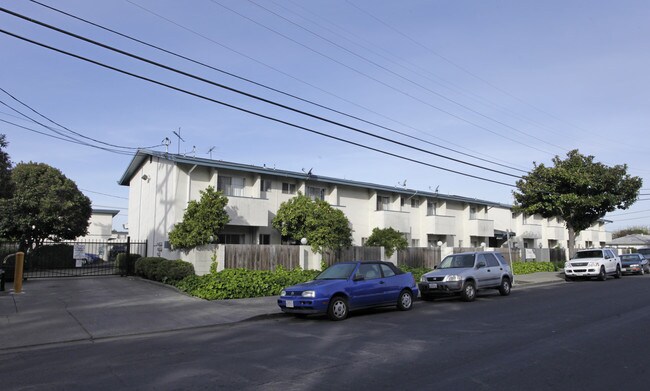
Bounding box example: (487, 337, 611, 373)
(485, 253, 500, 267)
(377, 195, 390, 211)
(260, 179, 271, 193)
(307, 186, 325, 201)
(282, 182, 296, 194)
(218, 234, 245, 244)
(411, 239, 420, 247)
(217, 176, 245, 196)
(470, 206, 477, 220)
(400, 196, 405, 207)
(411, 198, 418, 208)
(380, 264, 396, 277)
(356, 263, 382, 280)
(522, 213, 529, 225)
(427, 200, 437, 216)
(259, 234, 270, 245)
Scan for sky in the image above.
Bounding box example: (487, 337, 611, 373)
(1, 0, 649, 234)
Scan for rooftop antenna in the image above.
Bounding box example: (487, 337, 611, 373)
(183, 145, 196, 157)
(172, 127, 184, 154)
(397, 179, 407, 188)
(207, 146, 216, 159)
(302, 167, 313, 176)
(161, 137, 171, 153)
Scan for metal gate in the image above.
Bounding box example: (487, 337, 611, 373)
(1, 239, 147, 279)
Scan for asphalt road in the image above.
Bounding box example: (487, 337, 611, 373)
(2, 275, 649, 390)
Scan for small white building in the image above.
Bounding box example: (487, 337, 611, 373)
(118, 150, 611, 259)
(77, 208, 120, 241)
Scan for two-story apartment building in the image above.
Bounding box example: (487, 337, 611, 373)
(118, 150, 610, 258)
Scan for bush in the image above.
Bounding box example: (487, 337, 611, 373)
(30, 244, 74, 268)
(116, 253, 142, 275)
(513, 261, 556, 275)
(398, 264, 431, 282)
(175, 266, 319, 300)
(134, 257, 195, 284)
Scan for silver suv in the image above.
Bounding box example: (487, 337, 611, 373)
(564, 248, 622, 281)
(418, 251, 514, 302)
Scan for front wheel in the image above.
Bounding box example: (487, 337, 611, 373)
(614, 265, 622, 279)
(397, 290, 413, 311)
(327, 296, 348, 321)
(460, 281, 476, 302)
(498, 278, 511, 296)
(598, 266, 607, 281)
(565, 275, 574, 282)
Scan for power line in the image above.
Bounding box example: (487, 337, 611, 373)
(28, 0, 528, 174)
(0, 27, 517, 188)
(0, 8, 523, 180)
(608, 208, 650, 217)
(80, 188, 129, 200)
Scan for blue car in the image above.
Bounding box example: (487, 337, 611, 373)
(278, 261, 418, 321)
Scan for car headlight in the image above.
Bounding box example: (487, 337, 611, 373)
(420, 275, 429, 282)
(302, 290, 316, 298)
(564, 262, 571, 269)
(444, 275, 462, 282)
(280, 290, 287, 296)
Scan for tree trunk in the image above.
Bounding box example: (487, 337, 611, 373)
(567, 223, 576, 259)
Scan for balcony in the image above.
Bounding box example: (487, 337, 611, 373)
(546, 226, 566, 241)
(372, 210, 410, 232)
(467, 219, 494, 237)
(520, 224, 543, 239)
(425, 214, 456, 235)
(225, 196, 271, 227)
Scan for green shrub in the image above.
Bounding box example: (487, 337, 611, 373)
(175, 266, 319, 300)
(398, 264, 431, 282)
(513, 261, 556, 275)
(116, 253, 142, 275)
(134, 257, 195, 284)
(30, 244, 74, 268)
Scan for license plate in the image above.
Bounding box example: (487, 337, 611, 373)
(286, 300, 294, 308)
(428, 283, 438, 289)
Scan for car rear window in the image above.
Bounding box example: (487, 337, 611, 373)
(620, 254, 641, 261)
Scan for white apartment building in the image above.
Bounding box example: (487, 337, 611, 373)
(118, 150, 611, 258)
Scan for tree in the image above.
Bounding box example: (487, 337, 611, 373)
(0, 162, 92, 251)
(272, 193, 352, 253)
(612, 226, 650, 239)
(513, 150, 642, 256)
(168, 186, 230, 250)
(0, 134, 13, 200)
(364, 227, 408, 258)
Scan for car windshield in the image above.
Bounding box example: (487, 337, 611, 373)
(620, 254, 640, 262)
(438, 254, 475, 269)
(637, 249, 650, 256)
(315, 263, 357, 280)
(573, 250, 603, 259)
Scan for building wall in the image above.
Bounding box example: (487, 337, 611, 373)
(125, 156, 611, 255)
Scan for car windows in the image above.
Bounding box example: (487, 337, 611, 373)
(357, 263, 382, 280)
(484, 253, 500, 267)
(380, 264, 396, 278)
(620, 254, 640, 261)
(494, 252, 509, 266)
(574, 250, 603, 259)
(315, 263, 357, 280)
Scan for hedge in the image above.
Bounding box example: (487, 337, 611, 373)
(175, 266, 319, 300)
(512, 261, 557, 275)
(134, 257, 195, 284)
(116, 253, 142, 275)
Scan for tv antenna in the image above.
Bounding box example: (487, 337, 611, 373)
(397, 179, 407, 188)
(207, 146, 216, 159)
(429, 185, 439, 194)
(302, 167, 313, 176)
(161, 137, 171, 153)
(172, 127, 184, 154)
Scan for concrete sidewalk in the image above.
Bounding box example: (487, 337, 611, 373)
(0, 271, 564, 351)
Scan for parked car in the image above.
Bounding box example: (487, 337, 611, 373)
(81, 253, 102, 265)
(418, 251, 513, 302)
(564, 248, 621, 281)
(277, 261, 418, 321)
(619, 253, 650, 275)
(637, 248, 650, 261)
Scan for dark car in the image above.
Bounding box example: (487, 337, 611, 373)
(620, 253, 650, 275)
(418, 251, 514, 302)
(637, 248, 650, 261)
(277, 261, 419, 321)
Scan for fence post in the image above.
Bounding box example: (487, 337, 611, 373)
(13, 252, 25, 293)
(126, 236, 132, 276)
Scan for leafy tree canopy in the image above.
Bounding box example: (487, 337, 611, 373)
(0, 162, 92, 251)
(272, 193, 352, 253)
(364, 227, 408, 258)
(513, 149, 642, 254)
(0, 134, 14, 199)
(611, 226, 649, 239)
(168, 186, 230, 250)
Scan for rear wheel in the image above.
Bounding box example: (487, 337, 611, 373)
(460, 281, 476, 302)
(598, 266, 607, 281)
(498, 278, 511, 296)
(397, 289, 413, 311)
(327, 296, 348, 321)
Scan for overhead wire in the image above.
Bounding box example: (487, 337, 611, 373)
(28, 0, 527, 174)
(0, 27, 517, 188)
(0, 7, 523, 180)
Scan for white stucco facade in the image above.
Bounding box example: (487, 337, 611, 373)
(119, 151, 612, 258)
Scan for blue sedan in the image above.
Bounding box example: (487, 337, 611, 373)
(277, 261, 418, 321)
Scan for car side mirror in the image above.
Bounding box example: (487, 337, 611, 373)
(433, 265, 438, 269)
(353, 275, 365, 282)
(477, 261, 486, 269)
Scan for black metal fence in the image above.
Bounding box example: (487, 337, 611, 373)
(1, 239, 147, 279)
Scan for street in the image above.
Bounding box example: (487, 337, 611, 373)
(2, 276, 649, 390)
